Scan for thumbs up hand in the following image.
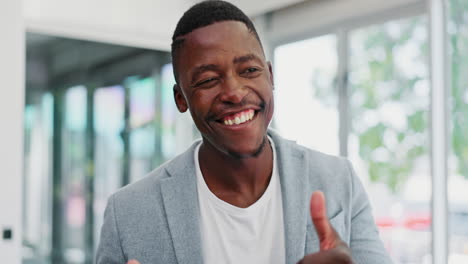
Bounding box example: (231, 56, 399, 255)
(297, 191, 354, 264)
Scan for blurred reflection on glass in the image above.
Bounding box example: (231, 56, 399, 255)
(274, 35, 339, 155)
(161, 64, 177, 160)
(448, 1, 468, 263)
(23, 35, 178, 263)
(349, 17, 431, 263)
(129, 78, 157, 129)
(128, 77, 158, 182)
(161, 63, 200, 157)
(23, 93, 53, 262)
(63, 85, 88, 263)
(93, 85, 124, 253)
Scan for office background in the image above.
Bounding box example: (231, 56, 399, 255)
(1, 0, 467, 263)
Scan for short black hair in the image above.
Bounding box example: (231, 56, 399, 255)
(171, 0, 263, 83)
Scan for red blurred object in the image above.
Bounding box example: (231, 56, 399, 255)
(376, 217, 397, 228)
(404, 213, 431, 230)
(376, 213, 431, 230)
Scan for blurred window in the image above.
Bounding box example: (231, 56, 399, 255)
(62, 85, 88, 263)
(448, 1, 468, 263)
(161, 64, 178, 159)
(23, 35, 183, 263)
(274, 16, 432, 264)
(128, 77, 158, 182)
(274, 35, 339, 155)
(93, 85, 125, 253)
(348, 16, 431, 263)
(22, 93, 53, 262)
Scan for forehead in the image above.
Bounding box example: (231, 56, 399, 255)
(177, 21, 264, 66)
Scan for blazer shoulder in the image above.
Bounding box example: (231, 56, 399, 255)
(108, 165, 168, 211)
(284, 138, 350, 173)
(271, 131, 353, 183)
(111, 140, 199, 202)
(283, 139, 354, 192)
(111, 160, 184, 204)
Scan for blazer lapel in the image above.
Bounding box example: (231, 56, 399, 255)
(161, 142, 203, 264)
(269, 130, 309, 264)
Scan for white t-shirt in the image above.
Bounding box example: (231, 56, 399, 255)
(195, 138, 286, 264)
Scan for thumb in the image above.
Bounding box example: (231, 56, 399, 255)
(310, 191, 339, 251)
(127, 260, 141, 264)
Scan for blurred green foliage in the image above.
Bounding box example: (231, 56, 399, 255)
(314, 17, 430, 193)
(449, 0, 468, 179)
(311, 8, 468, 193)
(349, 17, 430, 193)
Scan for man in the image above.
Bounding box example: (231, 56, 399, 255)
(97, 1, 393, 263)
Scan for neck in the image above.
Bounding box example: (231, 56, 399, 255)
(198, 136, 274, 207)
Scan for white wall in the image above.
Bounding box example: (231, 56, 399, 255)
(24, 0, 304, 51)
(24, 0, 187, 51)
(0, 0, 24, 263)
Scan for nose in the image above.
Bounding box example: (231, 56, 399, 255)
(218, 75, 248, 104)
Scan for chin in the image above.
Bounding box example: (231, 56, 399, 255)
(223, 137, 268, 159)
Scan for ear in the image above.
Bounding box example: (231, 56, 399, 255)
(267, 61, 275, 89)
(173, 84, 188, 113)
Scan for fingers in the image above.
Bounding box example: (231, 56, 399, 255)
(297, 245, 353, 264)
(305, 192, 352, 262)
(310, 191, 339, 251)
(310, 191, 330, 242)
(127, 260, 141, 264)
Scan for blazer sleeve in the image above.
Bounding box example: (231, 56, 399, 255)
(346, 159, 394, 264)
(96, 194, 126, 264)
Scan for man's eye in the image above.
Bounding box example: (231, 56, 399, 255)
(245, 68, 259, 73)
(242, 67, 262, 77)
(195, 77, 218, 87)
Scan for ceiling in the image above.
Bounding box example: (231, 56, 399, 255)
(24, 0, 307, 51)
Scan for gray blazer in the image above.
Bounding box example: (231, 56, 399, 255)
(97, 130, 393, 264)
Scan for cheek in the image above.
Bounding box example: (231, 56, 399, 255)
(198, 94, 216, 109)
(258, 80, 274, 122)
(256, 78, 274, 100)
(266, 96, 275, 123)
(189, 90, 218, 117)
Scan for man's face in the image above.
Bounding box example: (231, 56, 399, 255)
(174, 21, 274, 158)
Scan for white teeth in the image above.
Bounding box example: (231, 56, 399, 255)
(222, 110, 255, 126)
(240, 114, 246, 123)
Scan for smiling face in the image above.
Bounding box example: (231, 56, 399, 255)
(173, 21, 274, 158)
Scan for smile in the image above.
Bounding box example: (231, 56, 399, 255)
(220, 109, 255, 126)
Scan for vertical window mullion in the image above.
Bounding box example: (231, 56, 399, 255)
(429, 0, 449, 263)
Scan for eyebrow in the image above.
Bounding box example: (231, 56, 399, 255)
(233, 53, 262, 65)
(191, 64, 219, 84)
